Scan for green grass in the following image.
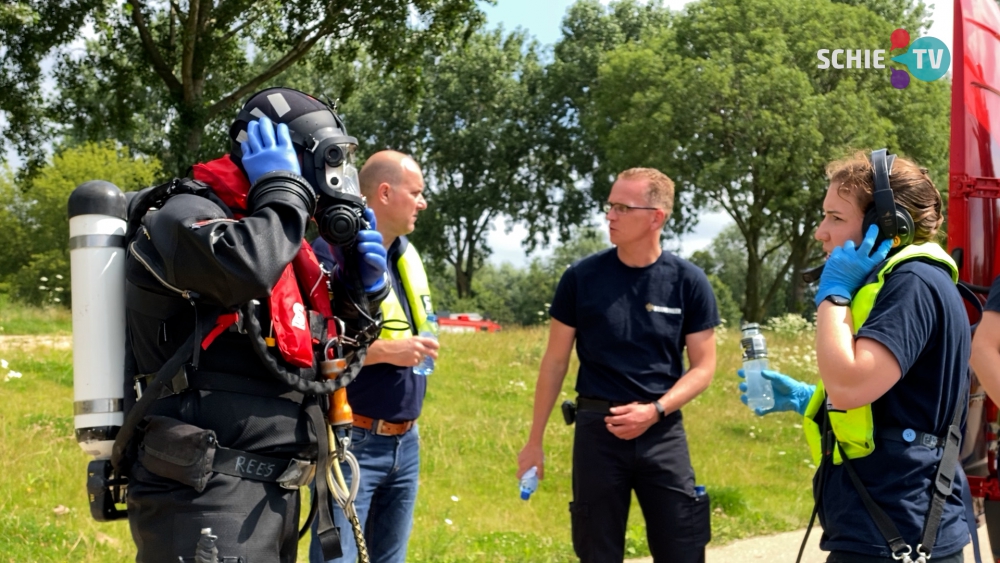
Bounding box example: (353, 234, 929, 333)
(0, 321, 821, 562)
(0, 295, 73, 335)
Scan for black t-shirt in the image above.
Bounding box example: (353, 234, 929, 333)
(985, 274, 1000, 313)
(549, 248, 719, 403)
(818, 260, 972, 557)
(311, 236, 426, 422)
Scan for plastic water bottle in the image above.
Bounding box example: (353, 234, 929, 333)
(413, 314, 439, 377)
(740, 323, 775, 411)
(519, 466, 538, 500)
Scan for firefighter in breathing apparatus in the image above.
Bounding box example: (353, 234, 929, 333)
(736, 150, 976, 563)
(69, 87, 389, 563)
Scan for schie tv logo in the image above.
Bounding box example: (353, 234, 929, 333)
(816, 29, 951, 89)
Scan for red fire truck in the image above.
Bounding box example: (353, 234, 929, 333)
(437, 312, 503, 333)
(951, 0, 1000, 558)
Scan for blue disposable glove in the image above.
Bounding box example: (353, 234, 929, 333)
(814, 224, 892, 307)
(240, 116, 301, 184)
(330, 208, 388, 292)
(738, 369, 815, 416)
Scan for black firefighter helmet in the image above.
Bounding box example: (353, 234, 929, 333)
(229, 87, 366, 246)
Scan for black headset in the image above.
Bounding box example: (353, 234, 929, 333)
(801, 148, 914, 284)
(861, 148, 915, 249)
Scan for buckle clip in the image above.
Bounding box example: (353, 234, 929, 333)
(892, 545, 914, 562)
(276, 458, 316, 490)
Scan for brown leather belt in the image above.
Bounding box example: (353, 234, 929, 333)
(352, 414, 414, 436)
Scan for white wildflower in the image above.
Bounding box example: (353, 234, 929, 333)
(451, 495, 459, 502)
(1, 359, 7, 369)
(40, 276, 48, 282)
(444, 518, 453, 525)
(55, 274, 63, 280)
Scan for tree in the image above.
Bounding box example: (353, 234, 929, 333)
(343, 29, 587, 298)
(0, 0, 103, 169)
(543, 0, 672, 227)
(3, 0, 483, 175)
(590, 0, 949, 321)
(427, 227, 609, 326)
(689, 224, 795, 324)
(0, 168, 33, 285)
(6, 142, 161, 305)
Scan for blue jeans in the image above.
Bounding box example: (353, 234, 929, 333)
(310, 424, 420, 563)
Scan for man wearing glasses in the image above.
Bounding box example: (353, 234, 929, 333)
(517, 168, 719, 563)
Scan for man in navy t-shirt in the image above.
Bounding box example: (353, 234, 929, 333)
(517, 167, 719, 563)
(972, 275, 1000, 415)
(309, 151, 438, 563)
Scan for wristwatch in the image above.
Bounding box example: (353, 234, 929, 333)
(652, 401, 666, 421)
(824, 294, 851, 306)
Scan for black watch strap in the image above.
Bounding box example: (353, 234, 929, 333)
(824, 294, 851, 306)
(652, 401, 666, 420)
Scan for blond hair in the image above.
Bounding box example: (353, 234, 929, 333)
(617, 167, 675, 219)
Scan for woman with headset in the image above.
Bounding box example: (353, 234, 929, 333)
(739, 150, 975, 563)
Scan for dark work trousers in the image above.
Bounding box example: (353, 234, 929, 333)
(570, 409, 710, 563)
(826, 550, 964, 563)
(127, 388, 313, 563)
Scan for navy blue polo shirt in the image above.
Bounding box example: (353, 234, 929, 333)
(817, 260, 972, 557)
(548, 248, 719, 403)
(986, 274, 1000, 313)
(311, 236, 426, 422)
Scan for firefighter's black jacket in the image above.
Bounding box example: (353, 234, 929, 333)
(122, 169, 386, 456)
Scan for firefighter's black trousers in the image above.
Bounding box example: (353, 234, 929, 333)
(570, 408, 710, 563)
(127, 387, 314, 563)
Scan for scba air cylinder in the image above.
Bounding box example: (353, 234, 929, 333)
(68, 181, 127, 460)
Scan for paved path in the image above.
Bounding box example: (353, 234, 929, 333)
(0, 334, 71, 350)
(624, 525, 993, 563)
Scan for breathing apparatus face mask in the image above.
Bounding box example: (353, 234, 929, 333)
(313, 142, 368, 248)
(286, 115, 367, 248)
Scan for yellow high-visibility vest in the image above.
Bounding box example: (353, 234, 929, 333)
(379, 241, 433, 340)
(802, 242, 958, 465)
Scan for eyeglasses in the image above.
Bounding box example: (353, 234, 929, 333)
(603, 202, 660, 215)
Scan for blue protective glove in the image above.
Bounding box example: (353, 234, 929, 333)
(738, 368, 816, 416)
(330, 208, 388, 292)
(814, 224, 892, 307)
(240, 116, 301, 185)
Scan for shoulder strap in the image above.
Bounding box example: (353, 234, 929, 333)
(826, 388, 971, 561)
(917, 381, 972, 559)
(834, 428, 913, 558)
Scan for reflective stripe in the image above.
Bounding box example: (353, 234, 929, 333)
(74, 398, 124, 415)
(803, 242, 959, 465)
(379, 243, 433, 341)
(69, 234, 126, 250)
